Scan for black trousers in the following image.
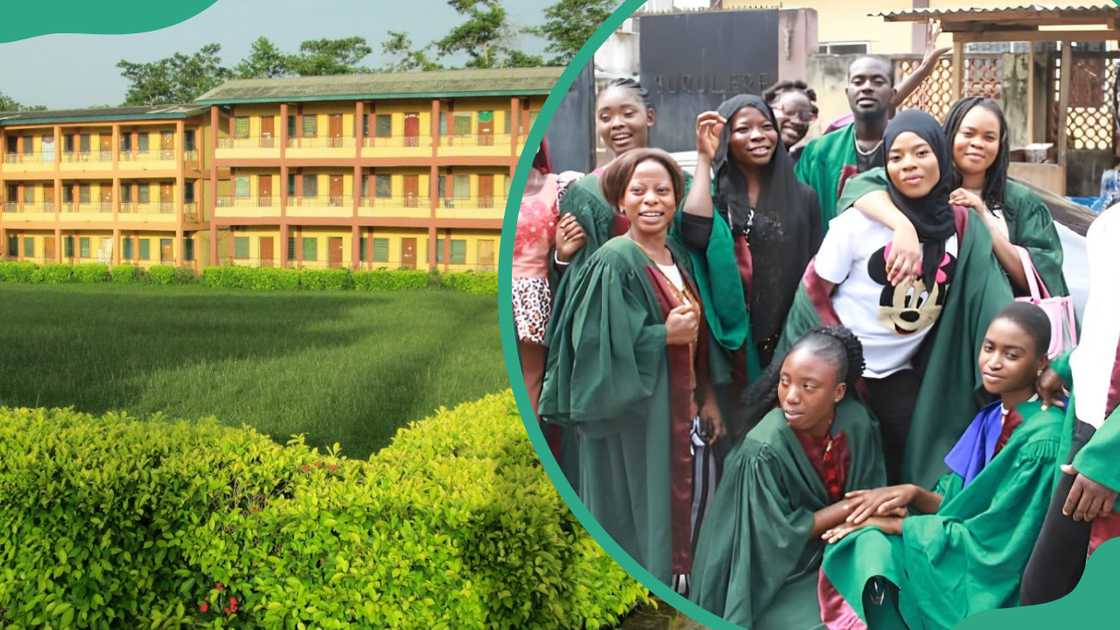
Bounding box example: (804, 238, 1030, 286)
(863, 369, 921, 485)
(1019, 419, 1097, 605)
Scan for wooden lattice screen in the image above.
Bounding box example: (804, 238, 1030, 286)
(893, 54, 1003, 121)
(1048, 51, 1119, 151)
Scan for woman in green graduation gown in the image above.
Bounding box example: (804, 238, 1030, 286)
(689, 326, 887, 629)
(539, 148, 724, 588)
(837, 97, 1067, 296)
(818, 302, 1065, 630)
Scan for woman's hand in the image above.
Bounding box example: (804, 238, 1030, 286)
(665, 303, 699, 346)
(1037, 366, 1068, 411)
(695, 111, 726, 163)
(887, 222, 922, 286)
(844, 485, 920, 524)
(554, 213, 587, 262)
(1062, 464, 1118, 522)
(822, 515, 904, 544)
(699, 396, 726, 445)
(949, 187, 987, 213)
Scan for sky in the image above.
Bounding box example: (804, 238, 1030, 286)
(0, 0, 553, 109)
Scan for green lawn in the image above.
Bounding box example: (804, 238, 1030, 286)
(0, 284, 506, 458)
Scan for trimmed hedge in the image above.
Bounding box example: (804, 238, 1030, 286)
(0, 392, 646, 628)
(0, 261, 499, 295)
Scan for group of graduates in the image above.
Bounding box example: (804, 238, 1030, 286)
(510, 53, 1120, 630)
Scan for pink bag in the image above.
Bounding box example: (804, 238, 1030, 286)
(1015, 248, 1078, 358)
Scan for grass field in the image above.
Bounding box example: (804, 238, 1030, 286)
(0, 283, 507, 458)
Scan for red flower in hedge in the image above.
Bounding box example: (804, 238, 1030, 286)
(215, 581, 224, 591)
(199, 602, 209, 613)
(229, 596, 239, 613)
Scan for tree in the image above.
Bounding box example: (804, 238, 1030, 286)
(0, 91, 46, 112)
(288, 37, 373, 75)
(536, 0, 614, 65)
(381, 32, 443, 72)
(233, 37, 292, 79)
(117, 43, 233, 105)
(434, 0, 543, 69)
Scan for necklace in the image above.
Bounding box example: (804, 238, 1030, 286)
(855, 138, 883, 156)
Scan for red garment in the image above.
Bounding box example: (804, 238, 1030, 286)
(611, 212, 630, 237)
(993, 408, 1023, 456)
(794, 428, 850, 502)
(732, 233, 754, 299)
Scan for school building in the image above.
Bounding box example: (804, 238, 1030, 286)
(0, 66, 560, 272)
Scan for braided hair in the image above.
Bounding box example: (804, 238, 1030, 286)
(599, 77, 654, 112)
(735, 326, 866, 439)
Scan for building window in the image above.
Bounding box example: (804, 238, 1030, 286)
(450, 239, 466, 264)
(235, 176, 250, 199)
(184, 130, 196, 151)
(63, 186, 73, 203)
(435, 237, 443, 263)
(453, 175, 470, 199)
(64, 236, 74, 258)
(79, 185, 91, 204)
(122, 237, 133, 260)
(41, 136, 55, 162)
(184, 238, 195, 261)
(372, 237, 389, 262)
(303, 175, 318, 198)
(138, 133, 150, 152)
(234, 117, 250, 139)
(287, 236, 296, 261)
(817, 42, 870, 55)
(79, 134, 91, 153)
(138, 183, 150, 204)
(139, 239, 150, 261)
(376, 114, 392, 138)
(22, 137, 33, 155)
(7, 235, 17, 257)
(22, 186, 34, 203)
(23, 237, 34, 258)
(302, 115, 318, 137)
(375, 175, 392, 198)
(79, 237, 91, 258)
(185, 183, 195, 204)
(453, 113, 471, 136)
(504, 111, 510, 134)
(439, 111, 447, 135)
(5, 136, 17, 154)
(302, 237, 317, 261)
(359, 236, 367, 261)
(234, 236, 250, 260)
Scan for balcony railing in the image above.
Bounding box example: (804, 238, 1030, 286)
(290, 195, 349, 207)
(99, 201, 113, 212)
(4, 152, 54, 163)
(217, 196, 279, 208)
(6, 201, 58, 212)
(362, 136, 430, 148)
(360, 195, 431, 208)
(442, 133, 511, 147)
(286, 136, 356, 149)
(440, 196, 504, 209)
(218, 136, 278, 149)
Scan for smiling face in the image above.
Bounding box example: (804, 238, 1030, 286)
(979, 317, 1045, 396)
(620, 159, 677, 238)
(778, 347, 846, 436)
(772, 91, 814, 147)
(728, 106, 779, 170)
(846, 57, 894, 121)
(952, 105, 1002, 181)
(886, 131, 941, 198)
(596, 85, 655, 157)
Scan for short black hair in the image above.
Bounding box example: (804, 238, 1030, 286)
(992, 302, 1052, 359)
(848, 55, 895, 87)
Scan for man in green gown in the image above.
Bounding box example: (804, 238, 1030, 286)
(795, 56, 895, 228)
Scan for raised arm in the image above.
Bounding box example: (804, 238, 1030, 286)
(893, 21, 951, 107)
(683, 111, 724, 220)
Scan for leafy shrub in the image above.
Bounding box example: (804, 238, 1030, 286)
(299, 268, 353, 290)
(441, 271, 498, 296)
(352, 268, 432, 291)
(146, 265, 195, 285)
(73, 263, 111, 283)
(0, 261, 37, 282)
(0, 393, 646, 628)
(249, 267, 301, 291)
(32, 263, 75, 284)
(110, 264, 141, 283)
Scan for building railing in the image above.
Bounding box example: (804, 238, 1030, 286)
(216, 196, 281, 208)
(286, 136, 357, 149)
(218, 136, 279, 149)
(360, 195, 431, 208)
(4, 152, 56, 163)
(440, 195, 504, 209)
(362, 136, 430, 148)
(442, 133, 512, 147)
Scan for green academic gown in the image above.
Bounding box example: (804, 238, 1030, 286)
(689, 400, 886, 629)
(837, 169, 1069, 296)
(776, 207, 1014, 489)
(822, 400, 1064, 630)
(538, 235, 709, 584)
(795, 123, 858, 229)
(1049, 352, 1120, 501)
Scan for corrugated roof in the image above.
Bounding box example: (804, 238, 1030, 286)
(875, 4, 1119, 20)
(0, 104, 209, 127)
(195, 66, 566, 105)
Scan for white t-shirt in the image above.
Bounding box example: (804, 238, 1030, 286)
(657, 262, 686, 293)
(814, 210, 959, 378)
(1069, 204, 1120, 429)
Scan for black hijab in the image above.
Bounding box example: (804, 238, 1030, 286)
(879, 109, 957, 288)
(712, 94, 801, 234)
(942, 96, 1009, 209)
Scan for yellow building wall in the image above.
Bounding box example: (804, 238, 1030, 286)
(118, 231, 182, 267)
(358, 228, 430, 270)
(226, 227, 283, 267)
(436, 228, 501, 272)
(290, 227, 357, 269)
